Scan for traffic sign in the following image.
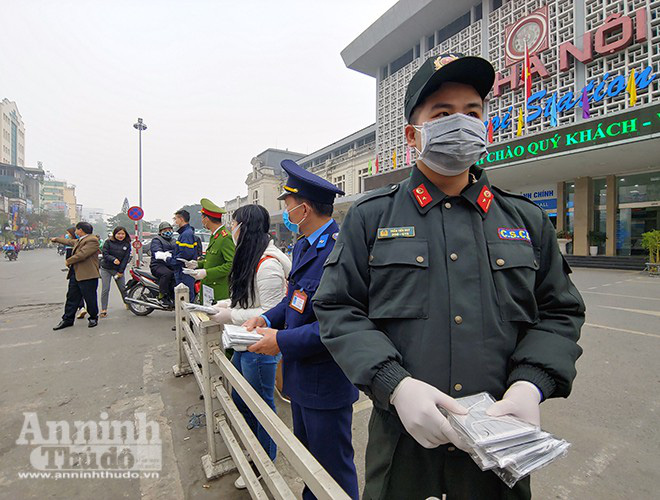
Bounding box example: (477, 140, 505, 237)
(127, 206, 144, 221)
(132, 239, 143, 250)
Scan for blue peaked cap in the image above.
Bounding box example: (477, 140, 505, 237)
(277, 159, 345, 204)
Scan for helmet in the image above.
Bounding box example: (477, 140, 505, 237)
(158, 221, 173, 232)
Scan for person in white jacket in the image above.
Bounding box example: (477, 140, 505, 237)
(208, 204, 291, 490)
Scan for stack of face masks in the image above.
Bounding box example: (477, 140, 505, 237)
(222, 325, 263, 351)
(443, 392, 570, 488)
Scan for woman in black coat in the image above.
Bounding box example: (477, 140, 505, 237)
(99, 226, 132, 317)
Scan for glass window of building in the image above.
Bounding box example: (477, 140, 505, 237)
(618, 172, 660, 204)
(333, 175, 346, 194)
(565, 182, 575, 236)
(593, 178, 607, 207)
(390, 49, 414, 75)
(616, 172, 660, 256)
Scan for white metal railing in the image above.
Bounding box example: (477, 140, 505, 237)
(171, 284, 350, 499)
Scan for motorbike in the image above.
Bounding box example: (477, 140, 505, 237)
(4, 249, 18, 261)
(124, 267, 175, 316)
(57, 245, 67, 255)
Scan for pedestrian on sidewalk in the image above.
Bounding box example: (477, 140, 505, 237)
(63, 226, 87, 319)
(99, 226, 131, 317)
(51, 221, 101, 330)
(207, 204, 291, 490)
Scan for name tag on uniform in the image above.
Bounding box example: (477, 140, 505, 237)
(377, 226, 415, 239)
(498, 227, 531, 243)
(289, 289, 308, 314)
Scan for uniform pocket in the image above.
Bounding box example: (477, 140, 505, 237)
(368, 239, 429, 319)
(488, 241, 539, 323)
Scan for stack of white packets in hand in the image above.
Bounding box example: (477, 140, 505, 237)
(444, 392, 570, 487)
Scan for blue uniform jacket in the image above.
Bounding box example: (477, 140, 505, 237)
(172, 224, 198, 264)
(264, 220, 358, 410)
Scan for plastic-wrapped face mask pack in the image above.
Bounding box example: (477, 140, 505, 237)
(442, 392, 570, 488)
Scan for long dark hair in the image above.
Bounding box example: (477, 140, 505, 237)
(66, 227, 76, 238)
(112, 226, 131, 242)
(229, 205, 271, 309)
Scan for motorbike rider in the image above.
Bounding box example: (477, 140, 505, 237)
(150, 221, 177, 306)
(3, 241, 17, 260)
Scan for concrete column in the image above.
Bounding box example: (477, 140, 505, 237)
(556, 182, 566, 232)
(481, 0, 490, 59)
(573, 176, 593, 256)
(605, 174, 617, 256)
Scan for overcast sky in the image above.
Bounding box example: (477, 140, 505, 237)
(2, 0, 396, 221)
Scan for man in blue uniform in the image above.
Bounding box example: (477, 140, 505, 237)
(245, 159, 359, 500)
(172, 209, 198, 301)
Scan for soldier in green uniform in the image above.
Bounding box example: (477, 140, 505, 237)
(314, 54, 585, 500)
(183, 198, 235, 302)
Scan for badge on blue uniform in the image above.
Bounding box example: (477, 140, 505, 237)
(316, 234, 330, 249)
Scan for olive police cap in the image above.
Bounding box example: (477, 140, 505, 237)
(199, 198, 226, 218)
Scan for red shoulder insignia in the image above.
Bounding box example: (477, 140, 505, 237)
(413, 184, 432, 208)
(477, 186, 494, 213)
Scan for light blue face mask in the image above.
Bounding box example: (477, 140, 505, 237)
(162, 230, 173, 239)
(65, 234, 70, 239)
(282, 204, 305, 234)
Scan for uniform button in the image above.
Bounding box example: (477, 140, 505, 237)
(444, 202, 452, 209)
(416, 256, 425, 263)
(450, 253, 458, 261)
(533, 260, 538, 267)
(447, 446, 456, 452)
(496, 258, 505, 267)
(369, 255, 374, 262)
(454, 383, 463, 391)
(454, 315, 463, 324)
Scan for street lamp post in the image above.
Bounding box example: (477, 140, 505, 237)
(133, 117, 147, 267)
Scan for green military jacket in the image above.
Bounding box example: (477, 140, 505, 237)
(313, 166, 585, 498)
(197, 226, 235, 301)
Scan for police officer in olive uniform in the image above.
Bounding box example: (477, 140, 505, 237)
(184, 198, 235, 302)
(314, 54, 585, 500)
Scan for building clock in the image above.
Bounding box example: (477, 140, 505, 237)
(504, 5, 549, 66)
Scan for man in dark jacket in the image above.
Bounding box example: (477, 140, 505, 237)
(314, 54, 585, 499)
(246, 160, 359, 500)
(171, 209, 198, 301)
(150, 221, 177, 304)
(51, 221, 101, 330)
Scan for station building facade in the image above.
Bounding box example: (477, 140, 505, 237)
(342, 0, 660, 257)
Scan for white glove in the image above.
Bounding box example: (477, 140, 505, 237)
(209, 307, 233, 324)
(486, 381, 541, 426)
(213, 299, 232, 309)
(185, 260, 199, 269)
(188, 269, 207, 280)
(390, 377, 468, 450)
(154, 251, 168, 261)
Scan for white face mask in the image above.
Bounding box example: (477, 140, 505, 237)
(413, 113, 488, 176)
(231, 222, 242, 245)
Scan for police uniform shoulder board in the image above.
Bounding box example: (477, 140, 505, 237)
(355, 183, 399, 207)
